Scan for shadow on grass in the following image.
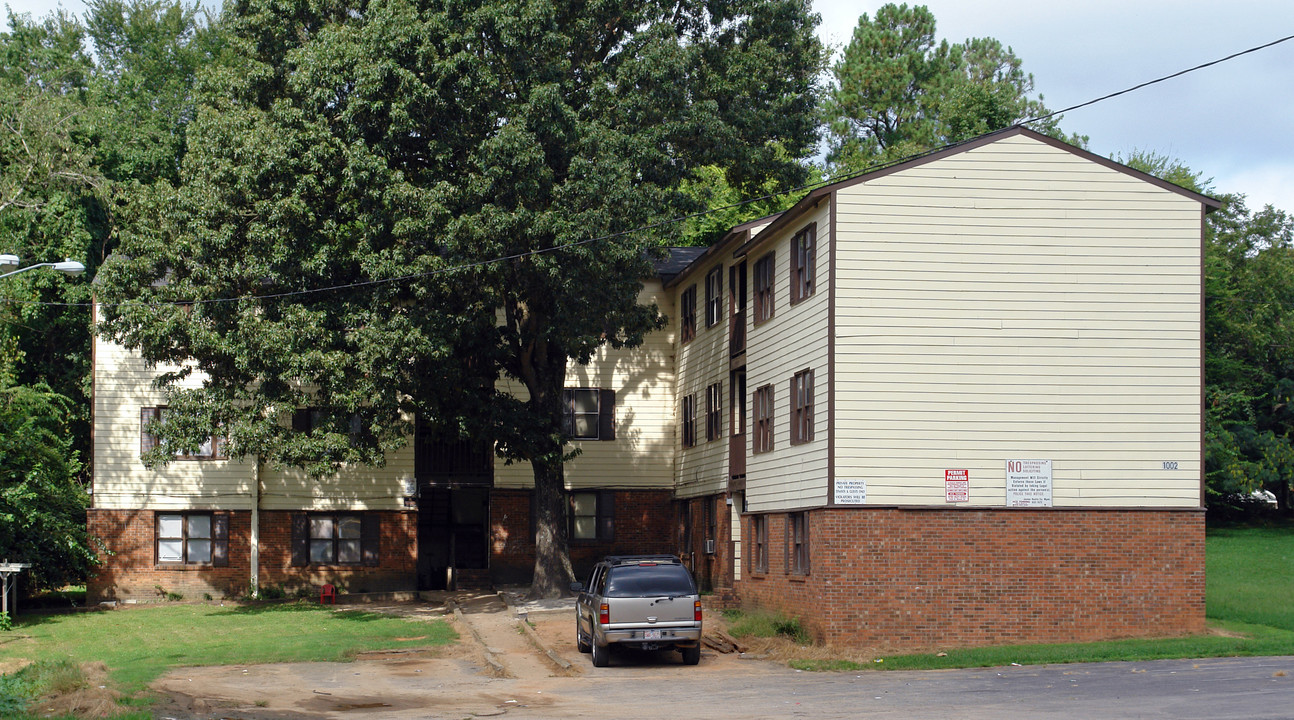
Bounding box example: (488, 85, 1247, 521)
(213, 602, 395, 623)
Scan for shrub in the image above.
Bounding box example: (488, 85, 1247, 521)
(725, 608, 811, 644)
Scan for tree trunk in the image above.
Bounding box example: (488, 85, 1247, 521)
(530, 453, 575, 598)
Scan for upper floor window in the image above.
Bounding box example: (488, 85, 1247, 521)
(681, 284, 697, 343)
(141, 407, 225, 460)
(790, 369, 814, 445)
(157, 512, 229, 565)
(790, 224, 816, 305)
(564, 388, 617, 441)
(705, 267, 723, 328)
(753, 384, 774, 454)
(754, 252, 775, 325)
(681, 394, 697, 449)
(705, 382, 722, 442)
(292, 407, 369, 447)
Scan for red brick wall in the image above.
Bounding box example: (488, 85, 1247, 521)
(736, 508, 1205, 651)
(87, 509, 417, 602)
(676, 495, 735, 594)
(489, 489, 675, 585)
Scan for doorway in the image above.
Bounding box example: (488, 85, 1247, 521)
(417, 487, 490, 591)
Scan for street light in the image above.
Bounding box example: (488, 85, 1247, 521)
(0, 255, 86, 280)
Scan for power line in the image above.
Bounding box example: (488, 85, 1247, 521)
(3, 31, 1292, 311)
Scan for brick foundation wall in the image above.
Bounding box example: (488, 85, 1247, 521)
(257, 510, 417, 595)
(87, 509, 418, 602)
(87, 509, 252, 602)
(489, 489, 675, 585)
(736, 508, 1205, 651)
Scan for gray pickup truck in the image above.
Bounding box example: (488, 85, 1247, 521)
(571, 555, 703, 667)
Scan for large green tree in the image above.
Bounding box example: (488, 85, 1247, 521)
(0, 0, 220, 590)
(823, 2, 1082, 171)
(96, 0, 823, 595)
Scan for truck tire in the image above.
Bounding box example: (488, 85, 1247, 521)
(681, 644, 700, 665)
(591, 641, 609, 667)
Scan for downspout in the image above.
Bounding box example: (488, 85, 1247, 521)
(250, 457, 261, 599)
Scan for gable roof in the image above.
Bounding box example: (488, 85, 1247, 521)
(732, 126, 1220, 259)
(661, 212, 783, 289)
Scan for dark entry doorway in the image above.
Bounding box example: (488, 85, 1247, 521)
(415, 428, 494, 591)
(417, 487, 490, 591)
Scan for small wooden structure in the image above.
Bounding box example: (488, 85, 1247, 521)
(0, 561, 31, 616)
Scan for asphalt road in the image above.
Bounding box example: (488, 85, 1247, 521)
(550, 653, 1294, 720)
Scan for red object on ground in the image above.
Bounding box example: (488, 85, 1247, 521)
(320, 583, 336, 604)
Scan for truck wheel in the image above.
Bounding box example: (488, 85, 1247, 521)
(681, 644, 700, 665)
(576, 622, 592, 654)
(591, 641, 609, 667)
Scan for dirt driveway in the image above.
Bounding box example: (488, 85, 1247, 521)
(152, 592, 780, 719)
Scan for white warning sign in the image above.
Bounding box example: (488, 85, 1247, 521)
(1005, 459, 1052, 507)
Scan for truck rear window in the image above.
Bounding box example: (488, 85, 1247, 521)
(605, 565, 696, 597)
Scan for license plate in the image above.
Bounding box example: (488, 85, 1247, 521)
(643, 629, 662, 640)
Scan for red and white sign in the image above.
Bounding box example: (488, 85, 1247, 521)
(945, 469, 969, 503)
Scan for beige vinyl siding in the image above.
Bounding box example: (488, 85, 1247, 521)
(833, 133, 1202, 508)
(258, 446, 413, 511)
(675, 258, 731, 499)
(745, 202, 831, 513)
(92, 333, 256, 510)
(494, 280, 677, 490)
(93, 330, 416, 511)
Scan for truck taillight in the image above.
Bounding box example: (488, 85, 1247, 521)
(694, 600, 702, 622)
(599, 603, 610, 625)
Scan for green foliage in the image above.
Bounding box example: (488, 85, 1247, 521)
(94, 0, 823, 594)
(0, 603, 457, 692)
(725, 608, 810, 643)
(0, 0, 225, 591)
(0, 611, 11, 631)
(0, 378, 98, 591)
(823, 3, 1084, 172)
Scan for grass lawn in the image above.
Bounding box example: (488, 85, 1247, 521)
(785, 523, 1294, 672)
(0, 602, 456, 694)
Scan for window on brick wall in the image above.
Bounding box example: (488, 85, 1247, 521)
(705, 382, 722, 442)
(681, 394, 697, 449)
(786, 512, 809, 575)
(291, 513, 379, 566)
(704, 497, 717, 551)
(750, 514, 768, 572)
(753, 384, 774, 454)
(679, 500, 692, 553)
(141, 407, 226, 460)
(705, 267, 723, 328)
(753, 252, 775, 325)
(790, 368, 814, 445)
(789, 223, 816, 305)
(571, 490, 615, 541)
(156, 512, 228, 566)
(562, 388, 616, 440)
(681, 284, 697, 342)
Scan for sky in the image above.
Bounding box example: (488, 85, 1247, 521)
(4, 0, 1292, 212)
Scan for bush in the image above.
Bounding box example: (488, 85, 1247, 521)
(1209, 492, 1281, 524)
(724, 608, 811, 644)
